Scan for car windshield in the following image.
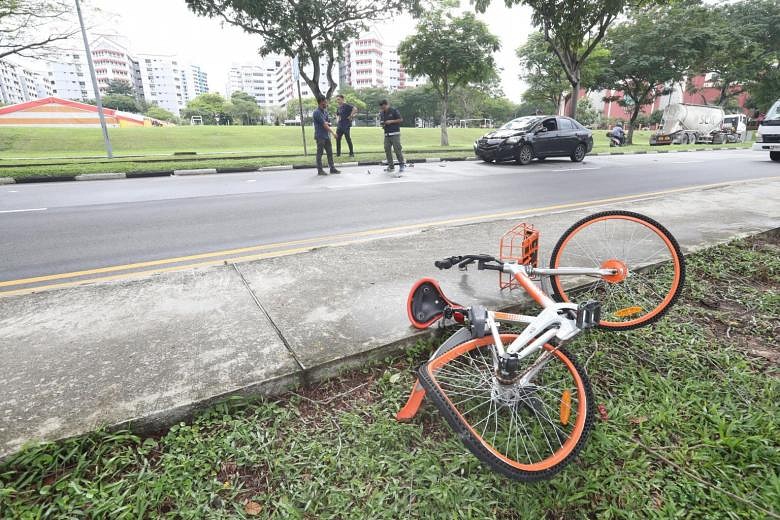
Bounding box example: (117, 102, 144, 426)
(766, 100, 780, 121)
(501, 117, 541, 131)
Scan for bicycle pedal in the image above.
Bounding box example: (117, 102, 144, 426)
(576, 300, 601, 329)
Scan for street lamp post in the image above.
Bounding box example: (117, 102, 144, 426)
(74, 0, 113, 159)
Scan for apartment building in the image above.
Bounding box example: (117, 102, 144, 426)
(1, 36, 209, 116)
(0, 60, 48, 105)
(340, 32, 420, 90)
(226, 55, 329, 107)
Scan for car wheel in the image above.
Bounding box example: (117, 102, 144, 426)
(689, 134, 697, 145)
(771, 151, 780, 162)
(516, 144, 533, 165)
(680, 133, 689, 145)
(570, 144, 586, 162)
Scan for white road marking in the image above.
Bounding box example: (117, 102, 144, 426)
(0, 207, 47, 214)
(671, 160, 705, 164)
(246, 179, 257, 183)
(551, 167, 601, 172)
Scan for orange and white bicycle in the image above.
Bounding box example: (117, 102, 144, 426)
(396, 210, 685, 481)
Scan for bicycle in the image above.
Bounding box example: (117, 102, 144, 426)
(396, 210, 685, 481)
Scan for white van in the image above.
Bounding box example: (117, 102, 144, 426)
(753, 99, 780, 162)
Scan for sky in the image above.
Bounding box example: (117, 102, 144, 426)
(81, 0, 534, 102)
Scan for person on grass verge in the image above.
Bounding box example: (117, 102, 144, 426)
(335, 94, 357, 157)
(313, 95, 341, 176)
(379, 99, 404, 176)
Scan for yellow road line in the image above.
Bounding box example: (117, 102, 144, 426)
(2, 175, 778, 296)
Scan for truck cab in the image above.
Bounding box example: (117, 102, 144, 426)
(753, 100, 780, 162)
(722, 113, 747, 142)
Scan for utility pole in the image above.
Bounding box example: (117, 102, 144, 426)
(75, 0, 113, 159)
(293, 56, 307, 156)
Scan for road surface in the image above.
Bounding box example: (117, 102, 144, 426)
(1, 149, 777, 293)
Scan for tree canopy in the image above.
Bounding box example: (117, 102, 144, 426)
(105, 79, 136, 97)
(476, 0, 648, 117)
(600, 5, 694, 143)
(0, 0, 79, 60)
(399, 5, 500, 145)
(181, 93, 232, 125)
(185, 0, 414, 100)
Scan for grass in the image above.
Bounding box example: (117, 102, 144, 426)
(1, 234, 778, 518)
(0, 127, 752, 180)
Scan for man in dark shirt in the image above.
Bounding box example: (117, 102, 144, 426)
(379, 99, 404, 175)
(312, 95, 340, 176)
(335, 94, 357, 157)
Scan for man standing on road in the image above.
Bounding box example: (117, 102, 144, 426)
(312, 95, 340, 176)
(335, 94, 357, 157)
(379, 99, 404, 176)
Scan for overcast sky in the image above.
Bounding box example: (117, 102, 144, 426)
(81, 0, 533, 102)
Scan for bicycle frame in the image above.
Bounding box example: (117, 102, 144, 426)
(397, 260, 613, 422)
(484, 262, 608, 367)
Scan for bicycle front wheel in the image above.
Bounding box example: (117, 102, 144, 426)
(549, 210, 685, 330)
(417, 334, 594, 482)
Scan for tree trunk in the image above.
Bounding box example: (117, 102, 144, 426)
(628, 105, 641, 145)
(440, 92, 449, 146)
(568, 77, 580, 118)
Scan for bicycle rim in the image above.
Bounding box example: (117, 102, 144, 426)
(419, 335, 592, 479)
(550, 211, 684, 330)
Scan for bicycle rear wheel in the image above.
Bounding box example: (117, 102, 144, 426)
(549, 210, 685, 330)
(417, 334, 594, 482)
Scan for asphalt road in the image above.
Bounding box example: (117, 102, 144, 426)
(1, 149, 778, 290)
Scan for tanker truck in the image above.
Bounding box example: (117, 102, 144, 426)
(650, 103, 736, 145)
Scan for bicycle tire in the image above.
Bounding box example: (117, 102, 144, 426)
(549, 210, 685, 330)
(417, 334, 595, 482)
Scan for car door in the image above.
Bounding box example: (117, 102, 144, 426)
(556, 117, 578, 154)
(533, 118, 560, 155)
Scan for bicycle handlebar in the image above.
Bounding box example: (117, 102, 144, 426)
(434, 254, 504, 271)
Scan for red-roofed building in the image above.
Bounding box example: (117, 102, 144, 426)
(0, 97, 168, 127)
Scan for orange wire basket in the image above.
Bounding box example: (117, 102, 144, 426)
(499, 223, 539, 289)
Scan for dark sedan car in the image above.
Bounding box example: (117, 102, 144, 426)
(474, 116, 594, 165)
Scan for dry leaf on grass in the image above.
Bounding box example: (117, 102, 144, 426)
(244, 501, 262, 516)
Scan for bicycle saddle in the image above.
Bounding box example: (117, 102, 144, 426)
(407, 278, 463, 329)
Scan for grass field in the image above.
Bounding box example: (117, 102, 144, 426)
(1, 235, 777, 519)
(0, 126, 752, 180)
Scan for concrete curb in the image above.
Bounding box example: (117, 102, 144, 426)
(0, 146, 751, 185)
(173, 168, 218, 176)
(75, 172, 126, 181)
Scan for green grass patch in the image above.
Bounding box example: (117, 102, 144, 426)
(0, 127, 752, 180)
(1, 235, 777, 519)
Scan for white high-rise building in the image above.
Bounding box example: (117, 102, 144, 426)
(0, 60, 47, 104)
(340, 32, 420, 90)
(137, 54, 187, 114)
(182, 64, 209, 101)
(90, 36, 141, 94)
(226, 55, 329, 108)
(42, 51, 93, 100)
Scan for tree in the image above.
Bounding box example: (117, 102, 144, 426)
(285, 96, 318, 123)
(99, 94, 142, 113)
(145, 105, 178, 123)
(393, 84, 442, 127)
(0, 0, 79, 60)
(185, 0, 413, 100)
(687, 0, 780, 108)
(600, 7, 693, 144)
(575, 97, 600, 127)
(477, 0, 648, 118)
(346, 86, 390, 123)
(106, 79, 135, 97)
(399, 6, 500, 145)
(517, 31, 609, 115)
(229, 91, 261, 125)
(181, 92, 229, 125)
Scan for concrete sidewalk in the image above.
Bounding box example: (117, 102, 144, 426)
(1, 178, 779, 458)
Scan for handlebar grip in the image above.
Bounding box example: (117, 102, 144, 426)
(434, 256, 460, 269)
